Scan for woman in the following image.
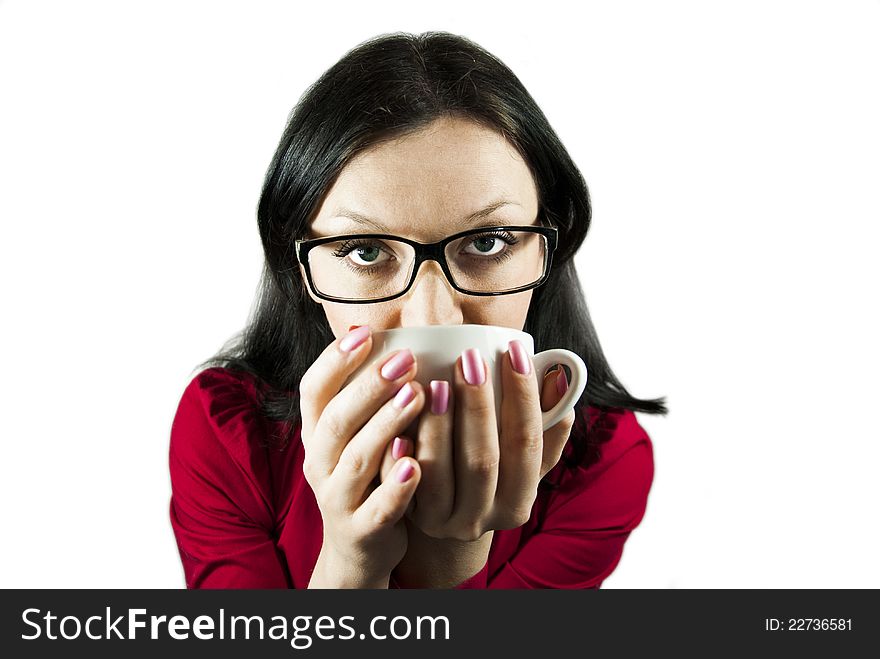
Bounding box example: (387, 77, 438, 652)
(169, 31, 666, 589)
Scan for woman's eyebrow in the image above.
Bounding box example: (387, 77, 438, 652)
(328, 209, 390, 232)
(460, 200, 521, 225)
(330, 200, 522, 233)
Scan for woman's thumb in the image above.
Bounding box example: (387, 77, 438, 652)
(362, 458, 421, 528)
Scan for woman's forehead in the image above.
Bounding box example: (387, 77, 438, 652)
(310, 117, 539, 238)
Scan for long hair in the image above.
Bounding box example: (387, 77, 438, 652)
(197, 31, 667, 484)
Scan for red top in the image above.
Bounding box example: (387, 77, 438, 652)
(169, 367, 654, 589)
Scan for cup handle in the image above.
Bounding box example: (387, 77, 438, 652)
(531, 349, 588, 431)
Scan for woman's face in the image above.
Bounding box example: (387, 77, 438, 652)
(306, 116, 541, 338)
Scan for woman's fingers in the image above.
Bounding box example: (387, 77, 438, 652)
(449, 350, 499, 540)
(539, 366, 576, 480)
(494, 340, 544, 529)
(410, 379, 455, 533)
(299, 325, 374, 450)
(329, 380, 426, 511)
(306, 345, 418, 481)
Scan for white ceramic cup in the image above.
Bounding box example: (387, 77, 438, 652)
(349, 324, 587, 431)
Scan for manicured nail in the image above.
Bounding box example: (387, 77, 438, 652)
(556, 367, 569, 396)
(508, 340, 531, 375)
(339, 325, 370, 352)
(392, 436, 411, 461)
(396, 461, 414, 483)
(430, 380, 449, 414)
(462, 348, 485, 386)
(348, 325, 361, 332)
(393, 382, 416, 409)
(381, 349, 415, 380)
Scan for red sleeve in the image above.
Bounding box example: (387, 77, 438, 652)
(168, 369, 291, 589)
(486, 411, 654, 589)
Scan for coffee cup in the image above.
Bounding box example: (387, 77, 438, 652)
(349, 324, 587, 431)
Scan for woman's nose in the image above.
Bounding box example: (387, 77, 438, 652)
(399, 260, 464, 327)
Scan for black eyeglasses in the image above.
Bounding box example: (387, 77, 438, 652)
(294, 225, 558, 304)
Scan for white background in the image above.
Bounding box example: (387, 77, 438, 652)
(1, 0, 878, 588)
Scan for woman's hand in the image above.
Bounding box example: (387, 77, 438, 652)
(298, 325, 427, 587)
(381, 340, 576, 542)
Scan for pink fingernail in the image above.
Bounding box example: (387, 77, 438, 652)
(392, 436, 411, 461)
(430, 380, 449, 414)
(339, 325, 370, 352)
(508, 340, 531, 375)
(462, 348, 485, 386)
(393, 382, 415, 409)
(381, 349, 415, 380)
(556, 367, 569, 396)
(396, 461, 414, 483)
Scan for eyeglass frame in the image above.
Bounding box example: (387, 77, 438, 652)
(294, 224, 559, 304)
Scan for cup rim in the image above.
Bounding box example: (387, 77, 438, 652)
(372, 323, 528, 335)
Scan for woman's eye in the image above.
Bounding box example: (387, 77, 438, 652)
(350, 247, 379, 263)
(464, 236, 505, 256)
(349, 245, 385, 265)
